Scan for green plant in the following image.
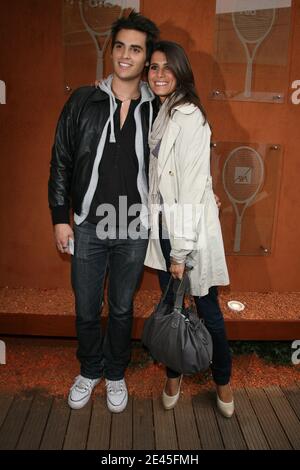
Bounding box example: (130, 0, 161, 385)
(128, 340, 295, 369)
(229, 341, 293, 366)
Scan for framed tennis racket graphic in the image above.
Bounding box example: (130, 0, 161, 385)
(222, 146, 264, 253)
(78, 1, 123, 80)
(232, 8, 276, 98)
(64, 1, 140, 83)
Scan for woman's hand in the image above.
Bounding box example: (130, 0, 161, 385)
(170, 262, 185, 280)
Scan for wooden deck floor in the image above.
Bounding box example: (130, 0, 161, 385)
(0, 384, 300, 451)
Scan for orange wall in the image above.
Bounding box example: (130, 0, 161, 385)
(0, 0, 300, 291)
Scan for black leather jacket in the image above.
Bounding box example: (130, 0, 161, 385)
(48, 86, 151, 225)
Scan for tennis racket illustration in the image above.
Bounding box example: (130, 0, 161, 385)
(232, 9, 275, 98)
(79, 0, 123, 79)
(222, 146, 264, 253)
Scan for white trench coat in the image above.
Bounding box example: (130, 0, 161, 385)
(144, 103, 229, 297)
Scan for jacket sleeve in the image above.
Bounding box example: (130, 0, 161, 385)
(169, 109, 211, 252)
(48, 91, 78, 225)
(48, 85, 96, 225)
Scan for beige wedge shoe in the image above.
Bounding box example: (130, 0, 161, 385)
(216, 394, 234, 418)
(162, 376, 183, 410)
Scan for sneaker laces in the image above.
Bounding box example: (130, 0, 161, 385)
(73, 376, 94, 393)
(106, 379, 125, 395)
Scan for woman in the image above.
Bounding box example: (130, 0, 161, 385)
(144, 41, 234, 418)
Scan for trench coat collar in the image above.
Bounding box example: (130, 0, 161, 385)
(173, 102, 197, 115)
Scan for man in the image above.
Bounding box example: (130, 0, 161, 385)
(48, 12, 159, 413)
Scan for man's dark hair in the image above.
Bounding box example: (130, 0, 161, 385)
(111, 11, 159, 61)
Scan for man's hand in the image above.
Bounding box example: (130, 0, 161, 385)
(54, 224, 74, 254)
(169, 262, 185, 280)
(214, 193, 221, 209)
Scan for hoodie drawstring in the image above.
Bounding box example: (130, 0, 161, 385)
(109, 93, 117, 143)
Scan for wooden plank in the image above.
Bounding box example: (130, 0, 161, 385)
(40, 397, 70, 450)
(0, 314, 105, 337)
(264, 386, 300, 450)
(152, 397, 178, 450)
(225, 319, 300, 340)
(133, 398, 154, 450)
(234, 389, 269, 450)
(63, 401, 92, 450)
(0, 394, 13, 428)
(192, 392, 224, 450)
(246, 387, 291, 450)
(87, 396, 111, 450)
(0, 393, 33, 450)
(110, 397, 133, 450)
(174, 398, 200, 450)
(282, 385, 300, 420)
(1, 312, 300, 340)
(215, 401, 247, 450)
(16, 394, 52, 450)
(0, 313, 76, 336)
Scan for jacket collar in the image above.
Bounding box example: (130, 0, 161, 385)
(172, 102, 197, 114)
(91, 75, 155, 103)
(91, 88, 109, 102)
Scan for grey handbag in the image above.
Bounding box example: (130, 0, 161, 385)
(142, 274, 213, 375)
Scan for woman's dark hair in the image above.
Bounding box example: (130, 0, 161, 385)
(151, 41, 208, 124)
(111, 11, 160, 62)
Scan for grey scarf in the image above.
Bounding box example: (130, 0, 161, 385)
(148, 98, 171, 207)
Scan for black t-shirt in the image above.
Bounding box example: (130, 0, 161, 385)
(87, 97, 142, 231)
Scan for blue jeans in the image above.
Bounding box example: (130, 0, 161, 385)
(71, 221, 148, 380)
(158, 232, 232, 386)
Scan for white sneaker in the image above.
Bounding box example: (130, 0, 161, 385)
(105, 379, 128, 413)
(68, 375, 101, 410)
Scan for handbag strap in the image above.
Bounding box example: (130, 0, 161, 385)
(174, 274, 190, 310)
(157, 272, 190, 312)
(156, 275, 173, 311)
